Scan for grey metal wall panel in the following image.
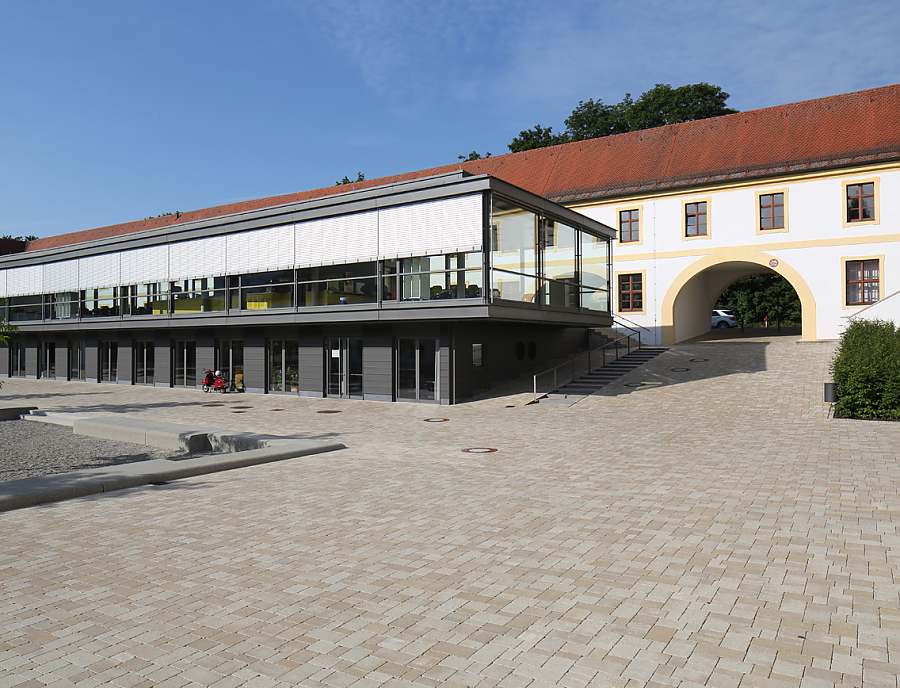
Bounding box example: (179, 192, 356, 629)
(362, 333, 393, 398)
(84, 342, 99, 382)
(196, 337, 215, 380)
(54, 342, 67, 380)
(154, 336, 171, 386)
(117, 336, 133, 383)
(0, 345, 8, 376)
(25, 341, 38, 379)
(298, 335, 323, 394)
(242, 335, 266, 394)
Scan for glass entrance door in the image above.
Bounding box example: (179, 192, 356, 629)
(39, 342, 56, 379)
(134, 341, 155, 385)
(216, 340, 244, 391)
(396, 338, 438, 402)
(99, 341, 118, 383)
(173, 341, 197, 387)
(326, 337, 363, 399)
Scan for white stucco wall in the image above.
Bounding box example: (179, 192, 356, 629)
(573, 161, 900, 345)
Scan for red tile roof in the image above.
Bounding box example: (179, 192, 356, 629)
(26, 83, 900, 252)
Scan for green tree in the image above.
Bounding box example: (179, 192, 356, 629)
(1, 234, 38, 241)
(336, 172, 365, 185)
(458, 151, 491, 161)
(716, 274, 801, 329)
(508, 124, 569, 153)
(509, 83, 738, 152)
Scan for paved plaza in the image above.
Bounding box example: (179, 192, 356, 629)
(1, 333, 899, 688)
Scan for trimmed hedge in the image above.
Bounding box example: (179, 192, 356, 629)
(831, 318, 900, 420)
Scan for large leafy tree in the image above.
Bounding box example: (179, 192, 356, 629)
(716, 274, 801, 330)
(509, 83, 737, 152)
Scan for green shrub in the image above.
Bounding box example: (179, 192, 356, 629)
(831, 319, 900, 420)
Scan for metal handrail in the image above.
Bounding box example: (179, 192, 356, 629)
(533, 330, 641, 402)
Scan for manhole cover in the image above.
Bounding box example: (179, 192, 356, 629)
(690, 358, 709, 362)
(231, 410, 246, 414)
(202, 403, 224, 407)
(271, 409, 284, 412)
(317, 410, 342, 414)
(232, 406, 252, 409)
(624, 382, 644, 387)
(424, 418, 449, 423)
(671, 368, 691, 372)
(461, 447, 497, 454)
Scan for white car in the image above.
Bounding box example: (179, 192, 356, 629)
(711, 309, 737, 329)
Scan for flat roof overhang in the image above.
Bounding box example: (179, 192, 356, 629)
(8, 302, 611, 333)
(1, 172, 615, 269)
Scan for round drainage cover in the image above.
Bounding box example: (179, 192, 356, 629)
(462, 447, 497, 454)
(690, 358, 709, 362)
(317, 410, 342, 414)
(624, 382, 644, 387)
(670, 368, 691, 372)
(424, 418, 449, 423)
(202, 403, 224, 407)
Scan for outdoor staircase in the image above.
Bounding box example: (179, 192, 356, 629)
(540, 347, 668, 403)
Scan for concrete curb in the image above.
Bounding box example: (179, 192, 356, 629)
(0, 410, 345, 511)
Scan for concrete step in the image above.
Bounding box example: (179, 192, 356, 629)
(539, 347, 669, 403)
(21, 410, 87, 427)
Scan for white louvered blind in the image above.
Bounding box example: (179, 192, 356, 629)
(0, 269, 6, 297)
(169, 236, 227, 280)
(5, 265, 43, 296)
(43, 260, 80, 293)
(226, 224, 295, 275)
(78, 253, 120, 289)
(120, 245, 169, 284)
(297, 210, 378, 266)
(378, 194, 482, 257)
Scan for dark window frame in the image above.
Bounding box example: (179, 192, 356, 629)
(685, 202, 708, 237)
(846, 259, 880, 306)
(759, 193, 785, 231)
(618, 273, 643, 312)
(618, 209, 640, 243)
(847, 182, 876, 223)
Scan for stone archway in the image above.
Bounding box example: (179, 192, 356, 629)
(659, 248, 817, 344)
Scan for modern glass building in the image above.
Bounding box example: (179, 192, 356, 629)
(0, 172, 614, 403)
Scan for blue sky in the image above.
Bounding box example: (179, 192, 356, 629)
(2, 0, 898, 239)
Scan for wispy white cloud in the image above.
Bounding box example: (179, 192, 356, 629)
(283, 0, 900, 121)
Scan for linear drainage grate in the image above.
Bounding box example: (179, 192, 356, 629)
(317, 410, 342, 414)
(231, 405, 252, 409)
(424, 418, 449, 423)
(461, 447, 497, 454)
(202, 403, 224, 407)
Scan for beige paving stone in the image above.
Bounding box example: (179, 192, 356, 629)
(2, 334, 899, 687)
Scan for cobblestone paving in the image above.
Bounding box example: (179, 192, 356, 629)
(1, 334, 899, 688)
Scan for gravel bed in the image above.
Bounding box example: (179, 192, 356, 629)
(0, 420, 197, 482)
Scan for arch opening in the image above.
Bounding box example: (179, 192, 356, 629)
(660, 253, 816, 345)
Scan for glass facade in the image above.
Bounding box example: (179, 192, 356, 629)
(490, 196, 610, 311)
(0, 192, 611, 325)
